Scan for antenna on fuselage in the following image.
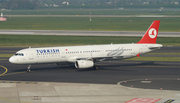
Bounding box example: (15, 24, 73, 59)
(29, 46, 31, 49)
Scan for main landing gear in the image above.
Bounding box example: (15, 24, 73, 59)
(93, 65, 100, 70)
(27, 65, 31, 72)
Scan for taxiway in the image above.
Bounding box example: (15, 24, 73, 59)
(0, 46, 180, 103)
(0, 30, 180, 37)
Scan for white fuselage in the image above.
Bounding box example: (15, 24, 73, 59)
(9, 43, 162, 65)
(9, 20, 162, 70)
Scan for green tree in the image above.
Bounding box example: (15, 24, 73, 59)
(1, 0, 39, 9)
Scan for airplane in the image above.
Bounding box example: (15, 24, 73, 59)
(9, 20, 162, 72)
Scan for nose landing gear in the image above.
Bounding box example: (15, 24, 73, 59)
(27, 65, 31, 72)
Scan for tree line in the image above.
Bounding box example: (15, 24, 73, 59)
(1, 0, 39, 10)
(0, 0, 180, 10)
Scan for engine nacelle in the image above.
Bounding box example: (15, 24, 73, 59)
(75, 60, 94, 69)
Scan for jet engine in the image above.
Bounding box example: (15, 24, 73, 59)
(75, 60, 94, 69)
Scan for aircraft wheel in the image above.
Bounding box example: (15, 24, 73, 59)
(27, 65, 31, 72)
(93, 65, 100, 70)
(27, 69, 31, 72)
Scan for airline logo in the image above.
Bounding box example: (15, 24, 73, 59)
(36, 49, 60, 53)
(148, 28, 157, 39)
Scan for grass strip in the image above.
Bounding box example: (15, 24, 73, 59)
(148, 53, 180, 55)
(0, 34, 180, 47)
(4, 9, 180, 15)
(0, 35, 141, 47)
(126, 57, 180, 62)
(1, 17, 180, 31)
(0, 54, 13, 58)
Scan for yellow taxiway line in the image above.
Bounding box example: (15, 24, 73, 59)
(0, 65, 8, 76)
(0, 97, 31, 103)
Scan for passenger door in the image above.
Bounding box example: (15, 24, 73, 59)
(61, 50, 66, 60)
(29, 50, 34, 60)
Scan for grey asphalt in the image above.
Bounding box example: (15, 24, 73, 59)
(0, 47, 180, 103)
(0, 30, 180, 37)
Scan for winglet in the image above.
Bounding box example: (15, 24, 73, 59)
(137, 20, 160, 44)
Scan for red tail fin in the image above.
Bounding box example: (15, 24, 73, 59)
(137, 20, 160, 44)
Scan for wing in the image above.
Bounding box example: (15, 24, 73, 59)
(76, 56, 124, 62)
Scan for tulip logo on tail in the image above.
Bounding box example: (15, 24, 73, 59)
(148, 28, 157, 39)
(137, 20, 160, 44)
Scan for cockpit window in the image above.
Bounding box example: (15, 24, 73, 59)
(15, 53, 24, 56)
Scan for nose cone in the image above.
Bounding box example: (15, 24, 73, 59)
(9, 57, 15, 63)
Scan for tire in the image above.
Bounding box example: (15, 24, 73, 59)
(93, 65, 100, 70)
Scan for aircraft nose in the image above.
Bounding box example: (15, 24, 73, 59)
(9, 57, 14, 63)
